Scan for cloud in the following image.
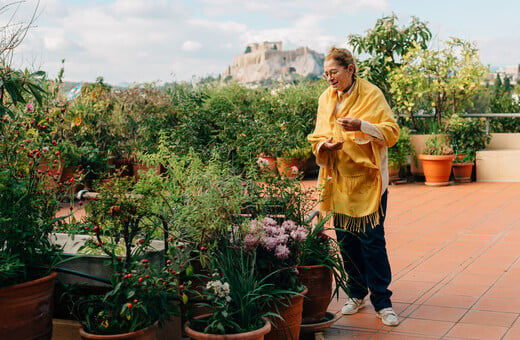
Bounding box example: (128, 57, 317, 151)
(6, 0, 517, 85)
(182, 40, 203, 52)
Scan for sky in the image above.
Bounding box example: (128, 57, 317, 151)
(3, 0, 520, 86)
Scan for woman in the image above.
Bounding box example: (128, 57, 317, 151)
(307, 47, 400, 326)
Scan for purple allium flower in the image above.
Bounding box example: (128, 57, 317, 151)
(244, 233, 260, 250)
(277, 233, 289, 244)
(281, 220, 297, 232)
(262, 217, 278, 227)
(249, 219, 262, 232)
(274, 244, 290, 259)
(263, 236, 280, 251)
(264, 225, 283, 236)
(290, 226, 308, 242)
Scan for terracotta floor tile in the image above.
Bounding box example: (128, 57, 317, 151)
(482, 285, 520, 299)
(318, 327, 375, 339)
(390, 280, 437, 304)
(460, 310, 518, 327)
(391, 318, 454, 337)
(399, 270, 449, 283)
(333, 312, 384, 331)
(407, 305, 466, 322)
(425, 292, 479, 309)
(503, 327, 520, 340)
(448, 273, 499, 287)
(374, 331, 442, 339)
(473, 297, 520, 313)
(439, 282, 490, 297)
(446, 323, 508, 340)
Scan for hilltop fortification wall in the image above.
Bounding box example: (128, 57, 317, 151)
(226, 42, 324, 83)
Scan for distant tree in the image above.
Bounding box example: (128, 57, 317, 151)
(493, 74, 503, 97)
(244, 46, 252, 54)
(348, 14, 432, 105)
(503, 76, 512, 94)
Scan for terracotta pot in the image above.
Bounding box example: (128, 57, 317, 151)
(184, 315, 271, 340)
(112, 158, 133, 177)
(276, 158, 307, 178)
(131, 162, 161, 180)
(388, 166, 400, 183)
(298, 265, 333, 324)
(265, 288, 307, 340)
(0, 271, 58, 340)
(452, 162, 474, 183)
(257, 155, 278, 176)
(79, 323, 157, 340)
(418, 154, 455, 186)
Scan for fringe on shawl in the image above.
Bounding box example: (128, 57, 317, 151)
(327, 202, 385, 233)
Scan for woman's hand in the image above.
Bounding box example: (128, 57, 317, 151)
(320, 137, 344, 151)
(337, 117, 361, 131)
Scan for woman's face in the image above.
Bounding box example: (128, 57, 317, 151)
(323, 58, 354, 92)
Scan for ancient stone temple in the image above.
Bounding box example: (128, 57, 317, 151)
(225, 41, 324, 83)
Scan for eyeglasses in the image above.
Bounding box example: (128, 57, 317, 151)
(322, 69, 341, 80)
(322, 65, 353, 80)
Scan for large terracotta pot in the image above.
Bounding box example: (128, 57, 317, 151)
(388, 166, 400, 183)
(298, 265, 333, 324)
(0, 271, 58, 340)
(418, 154, 455, 186)
(452, 162, 474, 183)
(184, 315, 271, 340)
(265, 288, 307, 340)
(276, 158, 307, 178)
(79, 323, 157, 340)
(131, 162, 161, 180)
(257, 155, 278, 177)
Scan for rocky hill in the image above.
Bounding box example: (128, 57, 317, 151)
(224, 41, 324, 83)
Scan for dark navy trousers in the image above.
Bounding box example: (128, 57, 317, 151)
(335, 190, 393, 311)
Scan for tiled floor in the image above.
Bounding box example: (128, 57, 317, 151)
(60, 180, 520, 339)
(314, 181, 520, 340)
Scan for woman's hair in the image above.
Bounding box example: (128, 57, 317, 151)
(325, 47, 357, 77)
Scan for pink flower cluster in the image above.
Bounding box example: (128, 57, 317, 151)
(244, 217, 308, 260)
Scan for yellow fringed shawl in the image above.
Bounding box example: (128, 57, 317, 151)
(307, 78, 399, 231)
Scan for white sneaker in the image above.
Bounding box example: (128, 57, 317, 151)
(341, 297, 365, 315)
(376, 307, 399, 326)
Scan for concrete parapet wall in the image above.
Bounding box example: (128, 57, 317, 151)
(485, 133, 520, 150)
(476, 133, 520, 182)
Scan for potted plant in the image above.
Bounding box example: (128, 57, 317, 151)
(184, 229, 288, 339)
(277, 143, 312, 179)
(66, 176, 194, 339)
(298, 213, 348, 325)
(0, 65, 72, 339)
(445, 114, 490, 183)
(388, 126, 416, 181)
(418, 134, 455, 186)
(137, 144, 251, 263)
(237, 217, 308, 340)
(452, 153, 475, 183)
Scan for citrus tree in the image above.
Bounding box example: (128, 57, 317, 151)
(389, 37, 488, 131)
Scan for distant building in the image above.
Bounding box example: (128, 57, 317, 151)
(486, 65, 520, 85)
(224, 41, 324, 83)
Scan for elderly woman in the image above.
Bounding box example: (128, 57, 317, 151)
(307, 47, 400, 326)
